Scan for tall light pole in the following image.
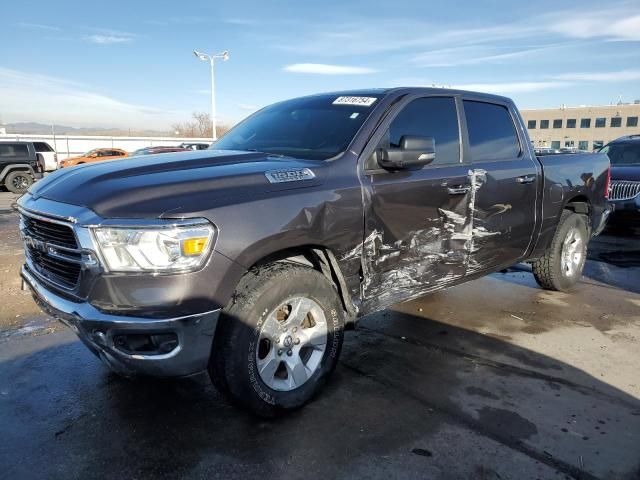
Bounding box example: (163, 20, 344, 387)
(193, 49, 229, 141)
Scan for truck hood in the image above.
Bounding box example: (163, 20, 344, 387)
(29, 150, 325, 218)
(611, 165, 640, 181)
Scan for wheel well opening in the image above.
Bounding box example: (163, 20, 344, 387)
(2, 168, 31, 182)
(251, 246, 357, 321)
(563, 195, 592, 232)
(564, 195, 590, 213)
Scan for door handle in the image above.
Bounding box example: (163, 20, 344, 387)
(447, 186, 471, 195)
(516, 175, 536, 184)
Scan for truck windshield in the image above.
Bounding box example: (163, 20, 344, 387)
(213, 94, 382, 160)
(600, 143, 640, 165)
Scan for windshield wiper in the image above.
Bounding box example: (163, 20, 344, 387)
(246, 149, 291, 159)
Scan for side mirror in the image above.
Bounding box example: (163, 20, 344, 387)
(377, 135, 436, 170)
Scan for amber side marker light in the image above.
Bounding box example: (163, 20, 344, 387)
(182, 237, 209, 256)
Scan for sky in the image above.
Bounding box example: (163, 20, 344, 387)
(1, 0, 639, 130)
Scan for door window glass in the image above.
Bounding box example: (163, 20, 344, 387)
(0, 143, 29, 157)
(463, 101, 520, 161)
(375, 97, 460, 166)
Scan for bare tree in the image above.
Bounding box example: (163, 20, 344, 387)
(172, 112, 230, 139)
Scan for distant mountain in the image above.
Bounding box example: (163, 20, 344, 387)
(2, 122, 172, 137)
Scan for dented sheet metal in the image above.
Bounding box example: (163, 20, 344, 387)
(356, 168, 507, 314)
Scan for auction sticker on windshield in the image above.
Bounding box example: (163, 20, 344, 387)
(333, 96, 377, 107)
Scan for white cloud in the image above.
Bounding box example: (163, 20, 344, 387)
(238, 103, 259, 111)
(409, 44, 562, 67)
(272, 4, 639, 60)
(549, 13, 640, 41)
(284, 63, 377, 75)
(0, 68, 185, 129)
(224, 18, 258, 26)
(553, 69, 640, 82)
(398, 68, 640, 95)
(86, 34, 133, 44)
(274, 19, 538, 57)
(451, 81, 572, 94)
(17, 22, 61, 31)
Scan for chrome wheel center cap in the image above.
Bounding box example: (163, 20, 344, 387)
(282, 335, 294, 348)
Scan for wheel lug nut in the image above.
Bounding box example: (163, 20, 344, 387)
(292, 327, 297, 333)
(294, 338, 300, 345)
(287, 350, 292, 356)
(278, 349, 283, 355)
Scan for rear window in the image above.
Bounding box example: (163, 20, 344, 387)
(0, 143, 29, 157)
(463, 101, 521, 161)
(600, 142, 640, 165)
(33, 142, 53, 152)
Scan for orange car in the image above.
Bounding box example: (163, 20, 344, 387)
(60, 148, 128, 168)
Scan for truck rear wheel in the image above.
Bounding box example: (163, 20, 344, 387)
(531, 210, 588, 292)
(5, 170, 33, 194)
(209, 262, 345, 416)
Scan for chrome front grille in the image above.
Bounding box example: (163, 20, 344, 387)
(609, 181, 640, 201)
(20, 212, 83, 289)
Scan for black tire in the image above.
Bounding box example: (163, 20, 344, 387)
(531, 210, 589, 292)
(209, 262, 345, 417)
(4, 170, 33, 194)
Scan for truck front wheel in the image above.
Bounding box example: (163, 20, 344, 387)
(209, 262, 345, 416)
(531, 210, 589, 292)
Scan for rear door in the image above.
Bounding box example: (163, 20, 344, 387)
(359, 95, 472, 311)
(460, 99, 540, 274)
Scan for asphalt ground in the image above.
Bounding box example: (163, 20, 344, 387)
(0, 191, 638, 480)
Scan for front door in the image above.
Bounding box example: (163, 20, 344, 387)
(359, 96, 472, 313)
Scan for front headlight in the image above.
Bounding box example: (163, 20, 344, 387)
(93, 220, 215, 273)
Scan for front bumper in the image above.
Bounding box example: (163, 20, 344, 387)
(22, 265, 220, 377)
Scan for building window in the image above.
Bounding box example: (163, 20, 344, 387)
(553, 119, 562, 128)
(540, 119, 549, 129)
(595, 117, 606, 128)
(592, 140, 604, 151)
(627, 116, 639, 127)
(580, 118, 591, 128)
(611, 117, 622, 127)
(578, 141, 588, 150)
(567, 119, 576, 128)
(527, 120, 536, 129)
(551, 141, 560, 149)
(565, 140, 574, 147)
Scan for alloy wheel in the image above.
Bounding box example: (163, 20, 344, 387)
(255, 296, 328, 391)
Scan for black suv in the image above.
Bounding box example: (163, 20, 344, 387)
(0, 142, 43, 193)
(599, 135, 640, 221)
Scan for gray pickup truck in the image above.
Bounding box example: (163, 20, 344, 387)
(18, 88, 610, 416)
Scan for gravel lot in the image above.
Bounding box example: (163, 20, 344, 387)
(1, 191, 638, 480)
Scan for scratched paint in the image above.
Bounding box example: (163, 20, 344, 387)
(354, 168, 509, 315)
